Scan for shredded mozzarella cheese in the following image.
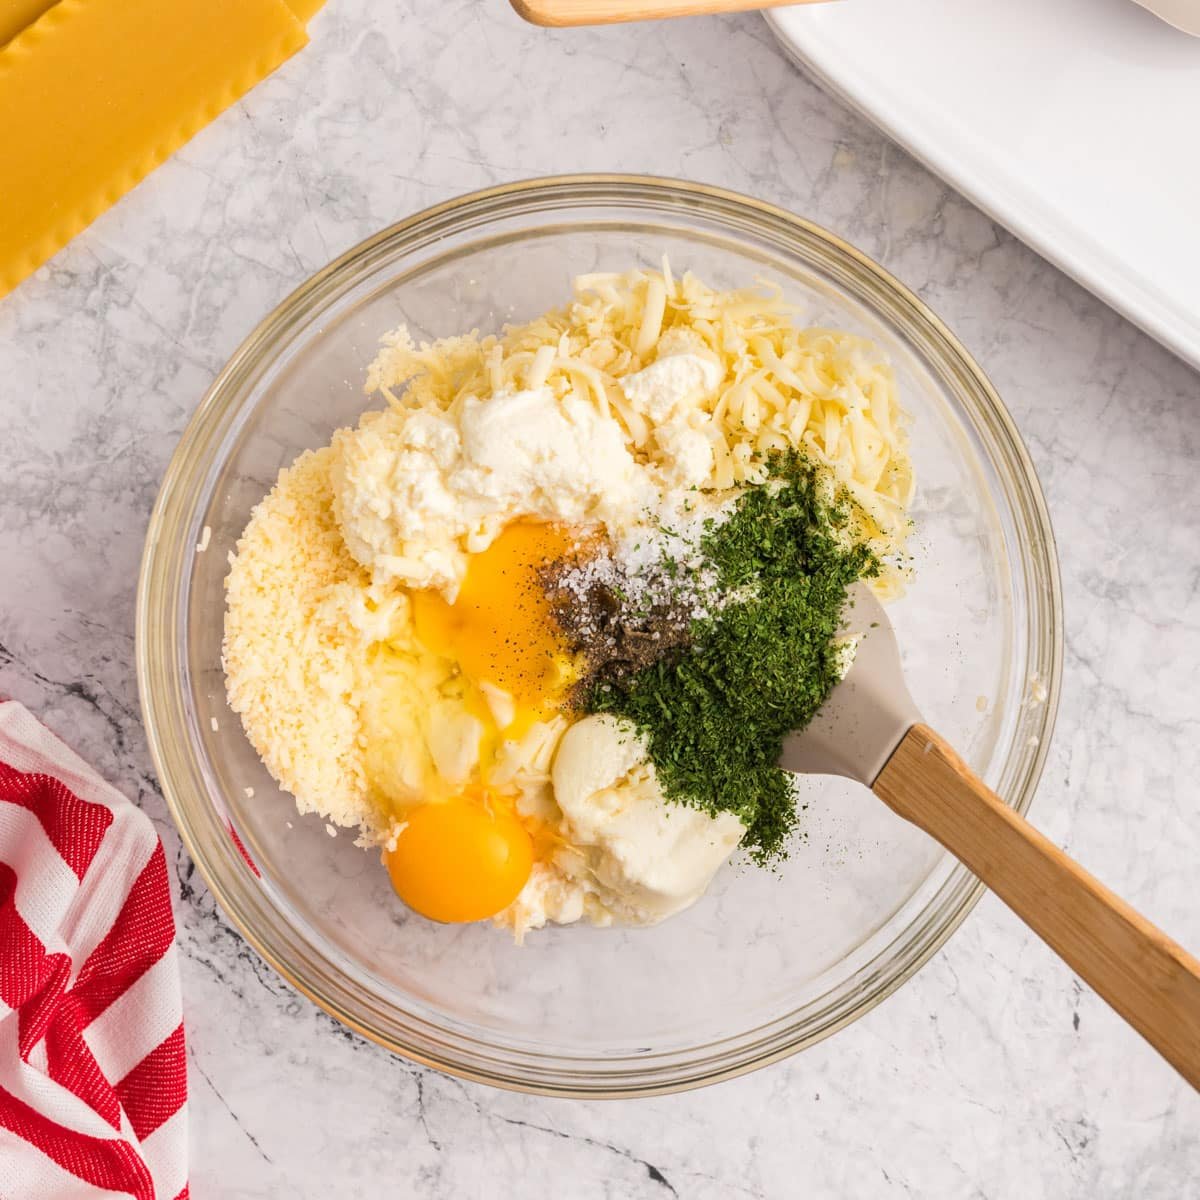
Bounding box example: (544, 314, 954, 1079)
(364, 265, 912, 594)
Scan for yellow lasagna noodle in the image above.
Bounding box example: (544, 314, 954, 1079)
(0, 0, 319, 299)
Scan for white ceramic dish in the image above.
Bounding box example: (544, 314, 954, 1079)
(768, 0, 1200, 372)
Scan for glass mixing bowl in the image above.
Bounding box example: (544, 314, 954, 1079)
(137, 176, 1062, 1096)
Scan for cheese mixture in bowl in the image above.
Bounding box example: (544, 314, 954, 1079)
(141, 178, 1060, 1092)
(223, 265, 915, 938)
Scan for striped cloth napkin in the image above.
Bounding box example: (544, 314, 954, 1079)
(0, 700, 187, 1200)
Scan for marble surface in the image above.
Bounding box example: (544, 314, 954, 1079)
(1, 2, 1198, 1195)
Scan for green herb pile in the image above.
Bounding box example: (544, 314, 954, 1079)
(589, 455, 878, 864)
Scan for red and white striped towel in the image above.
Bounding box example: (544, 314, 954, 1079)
(0, 700, 187, 1200)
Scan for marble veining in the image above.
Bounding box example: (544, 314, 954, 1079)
(1, 1, 1198, 1196)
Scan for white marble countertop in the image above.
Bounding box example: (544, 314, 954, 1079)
(2, 2, 1198, 1195)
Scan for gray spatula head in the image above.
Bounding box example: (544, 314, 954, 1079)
(778, 582, 922, 787)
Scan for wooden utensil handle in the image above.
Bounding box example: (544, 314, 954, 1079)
(874, 724, 1200, 1089)
(511, 0, 821, 28)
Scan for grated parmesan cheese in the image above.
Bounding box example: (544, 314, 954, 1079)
(223, 447, 382, 837)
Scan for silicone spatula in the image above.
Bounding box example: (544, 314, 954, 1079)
(779, 583, 1200, 1089)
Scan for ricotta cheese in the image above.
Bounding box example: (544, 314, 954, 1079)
(497, 715, 745, 935)
(330, 386, 651, 597)
(619, 335, 723, 424)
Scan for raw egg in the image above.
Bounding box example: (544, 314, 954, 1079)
(384, 790, 533, 923)
(411, 521, 581, 723)
(386, 522, 585, 922)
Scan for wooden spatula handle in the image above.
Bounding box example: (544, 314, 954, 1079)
(511, 0, 820, 27)
(874, 724, 1200, 1089)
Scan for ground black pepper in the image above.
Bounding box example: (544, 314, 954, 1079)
(544, 557, 698, 696)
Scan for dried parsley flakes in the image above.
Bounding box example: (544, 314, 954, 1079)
(588, 455, 878, 863)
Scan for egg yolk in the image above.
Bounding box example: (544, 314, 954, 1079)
(386, 523, 587, 922)
(410, 521, 581, 720)
(384, 791, 533, 923)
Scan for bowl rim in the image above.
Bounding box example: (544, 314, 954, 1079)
(137, 173, 1064, 1097)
